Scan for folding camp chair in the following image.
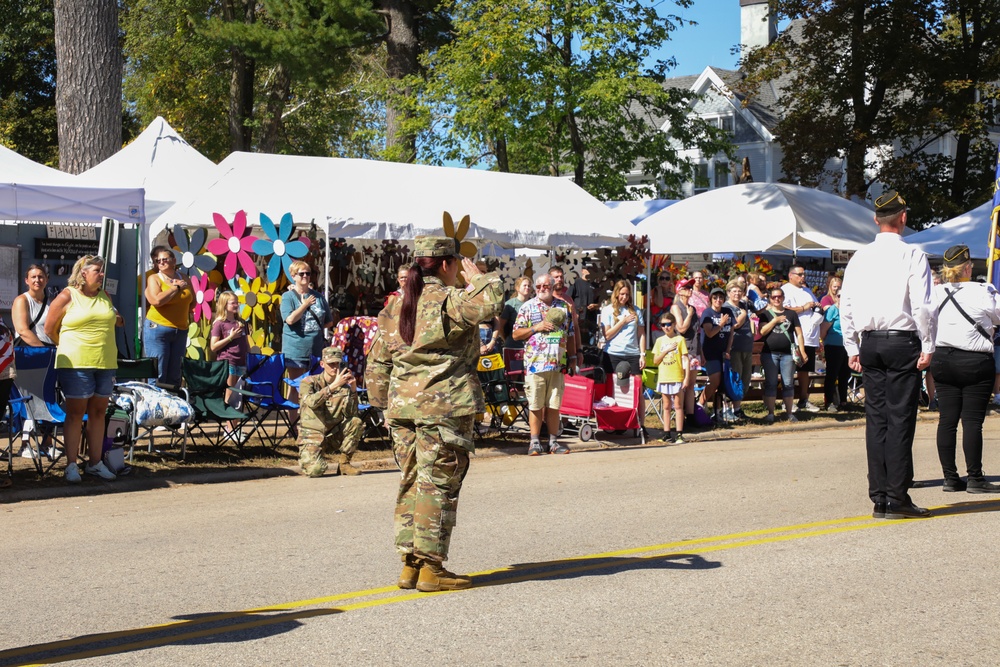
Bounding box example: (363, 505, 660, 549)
(242, 353, 298, 449)
(594, 375, 645, 444)
(112, 360, 193, 461)
(181, 358, 257, 451)
(478, 353, 528, 438)
(10, 347, 65, 476)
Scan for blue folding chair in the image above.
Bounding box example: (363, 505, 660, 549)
(10, 347, 66, 477)
(243, 353, 299, 449)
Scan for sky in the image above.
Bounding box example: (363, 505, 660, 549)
(654, 2, 744, 77)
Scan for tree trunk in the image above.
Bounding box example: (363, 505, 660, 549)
(382, 0, 418, 161)
(223, 0, 255, 152)
(53, 0, 121, 174)
(494, 135, 509, 172)
(258, 64, 292, 154)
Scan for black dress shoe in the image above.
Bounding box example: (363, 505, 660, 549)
(885, 503, 931, 519)
(872, 502, 887, 519)
(967, 478, 1000, 493)
(943, 478, 967, 492)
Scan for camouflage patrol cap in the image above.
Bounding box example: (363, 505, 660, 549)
(414, 235, 461, 258)
(322, 346, 344, 364)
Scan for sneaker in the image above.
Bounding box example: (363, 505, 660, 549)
(528, 442, 544, 456)
(64, 462, 81, 484)
(734, 409, 746, 421)
(674, 434, 686, 444)
(550, 443, 570, 455)
(928, 398, 939, 411)
(994, 393, 1000, 406)
(798, 401, 821, 413)
(84, 460, 116, 481)
(826, 404, 839, 413)
(788, 413, 799, 423)
(765, 414, 775, 424)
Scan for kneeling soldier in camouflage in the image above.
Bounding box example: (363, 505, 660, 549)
(297, 346, 363, 477)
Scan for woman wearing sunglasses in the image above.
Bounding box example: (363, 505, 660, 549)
(144, 245, 192, 388)
(757, 283, 808, 424)
(282, 260, 334, 419)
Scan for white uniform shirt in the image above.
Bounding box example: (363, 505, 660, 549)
(932, 282, 1000, 354)
(840, 232, 936, 357)
(782, 283, 822, 346)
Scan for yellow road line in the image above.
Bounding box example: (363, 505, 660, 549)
(5, 502, 996, 666)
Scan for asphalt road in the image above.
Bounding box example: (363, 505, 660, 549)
(3, 417, 1000, 666)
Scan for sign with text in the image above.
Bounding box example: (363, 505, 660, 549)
(35, 238, 100, 259)
(46, 224, 98, 240)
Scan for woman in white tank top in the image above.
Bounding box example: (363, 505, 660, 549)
(11, 264, 53, 346)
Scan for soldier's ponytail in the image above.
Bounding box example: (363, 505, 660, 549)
(399, 257, 446, 345)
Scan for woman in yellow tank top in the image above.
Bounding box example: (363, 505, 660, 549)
(144, 245, 193, 387)
(45, 255, 123, 484)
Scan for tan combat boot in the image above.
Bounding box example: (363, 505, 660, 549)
(397, 554, 420, 589)
(338, 453, 362, 476)
(416, 560, 472, 592)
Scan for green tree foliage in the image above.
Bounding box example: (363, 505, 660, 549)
(739, 0, 1000, 227)
(0, 0, 57, 164)
(123, 0, 387, 159)
(421, 0, 732, 200)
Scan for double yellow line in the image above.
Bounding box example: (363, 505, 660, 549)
(4, 501, 996, 666)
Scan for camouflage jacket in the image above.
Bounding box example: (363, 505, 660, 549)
(366, 273, 503, 419)
(298, 371, 359, 432)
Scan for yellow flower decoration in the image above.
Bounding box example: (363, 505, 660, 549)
(247, 327, 275, 355)
(442, 211, 478, 258)
(236, 276, 280, 322)
(186, 320, 211, 360)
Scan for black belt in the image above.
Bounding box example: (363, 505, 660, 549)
(862, 330, 917, 339)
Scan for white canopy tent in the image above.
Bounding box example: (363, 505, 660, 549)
(0, 144, 76, 185)
(75, 116, 216, 223)
(905, 200, 993, 259)
(638, 182, 880, 255)
(151, 152, 629, 250)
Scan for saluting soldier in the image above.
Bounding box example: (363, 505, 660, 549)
(366, 235, 503, 592)
(297, 346, 363, 477)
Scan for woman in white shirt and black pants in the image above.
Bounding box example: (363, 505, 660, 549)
(931, 244, 1000, 493)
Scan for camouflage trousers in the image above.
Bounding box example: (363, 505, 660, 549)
(390, 415, 473, 563)
(298, 417, 363, 477)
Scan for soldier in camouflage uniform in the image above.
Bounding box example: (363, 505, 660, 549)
(297, 346, 364, 477)
(367, 235, 503, 592)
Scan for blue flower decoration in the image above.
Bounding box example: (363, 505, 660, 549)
(251, 212, 310, 283)
(172, 225, 218, 278)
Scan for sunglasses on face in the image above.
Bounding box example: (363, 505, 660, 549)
(535, 283, 552, 290)
(155, 257, 172, 264)
(771, 294, 784, 299)
(790, 272, 805, 277)
(660, 322, 674, 327)
(297, 272, 311, 277)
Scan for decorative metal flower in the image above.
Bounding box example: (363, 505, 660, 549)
(186, 321, 210, 361)
(247, 326, 275, 356)
(236, 276, 280, 322)
(189, 273, 216, 323)
(442, 211, 478, 258)
(206, 210, 260, 280)
(252, 212, 311, 283)
(329, 238, 355, 269)
(171, 225, 217, 277)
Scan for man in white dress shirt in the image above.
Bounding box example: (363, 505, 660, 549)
(782, 265, 823, 412)
(841, 190, 937, 520)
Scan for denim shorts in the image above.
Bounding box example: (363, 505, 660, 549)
(229, 364, 247, 377)
(58, 368, 116, 399)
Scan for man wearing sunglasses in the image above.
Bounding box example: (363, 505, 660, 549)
(513, 273, 577, 456)
(841, 189, 937, 520)
(782, 265, 823, 413)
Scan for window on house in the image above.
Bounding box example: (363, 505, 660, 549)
(715, 161, 731, 188)
(693, 163, 709, 194)
(719, 116, 734, 136)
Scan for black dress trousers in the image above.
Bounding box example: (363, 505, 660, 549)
(859, 331, 922, 505)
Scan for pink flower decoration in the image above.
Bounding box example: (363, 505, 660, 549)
(206, 210, 260, 280)
(190, 273, 216, 323)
